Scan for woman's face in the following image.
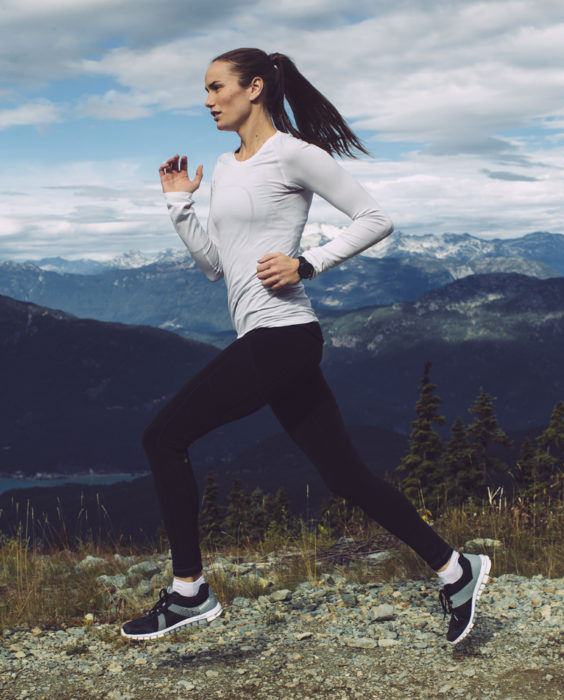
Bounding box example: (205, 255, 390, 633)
(205, 61, 256, 132)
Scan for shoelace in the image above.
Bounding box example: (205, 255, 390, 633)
(145, 587, 170, 616)
(439, 588, 453, 620)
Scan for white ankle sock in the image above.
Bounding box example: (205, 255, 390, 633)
(437, 551, 462, 585)
(172, 575, 205, 597)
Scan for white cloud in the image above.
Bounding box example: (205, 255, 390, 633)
(1, 0, 564, 257)
(0, 158, 212, 259)
(0, 101, 62, 129)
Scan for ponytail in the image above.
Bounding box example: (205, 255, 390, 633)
(212, 48, 369, 158)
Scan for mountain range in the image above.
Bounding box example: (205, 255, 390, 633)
(3, 271, 563, 477)
(1, 231, 562, 346)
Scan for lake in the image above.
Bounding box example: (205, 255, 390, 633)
(0, 473, 145, 495)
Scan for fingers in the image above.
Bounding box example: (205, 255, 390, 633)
(159, 155, 182, 174)
(193, 164, 203, 186)
(257, 253, 300, 289)
(257, 252, 281, 265)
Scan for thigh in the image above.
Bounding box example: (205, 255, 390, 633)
(268, 365, 359, 480)
(150, 322, 324, 447)
(148, 335, 268, 447)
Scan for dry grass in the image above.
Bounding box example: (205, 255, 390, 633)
(1, 492, 562, 631)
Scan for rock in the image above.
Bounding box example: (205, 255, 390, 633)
(295, 632, 313, 640)
(344, 637, 377, 649)
(178, 680, 195, 690)
(96, 574, 128, 592)
(75, 556, 108, 573)
(373, 604, 395, 621)
(463, 538, 504, 553)
(378, 638, 400, 647)
(270, 589, 292, 602)
(127, 560, 160, 579)
(365, 551, 392, 564)
(232, 597, 251, 608)
(341, 592, 357, 607)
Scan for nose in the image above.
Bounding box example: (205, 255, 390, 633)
(205, 94, 214, 109)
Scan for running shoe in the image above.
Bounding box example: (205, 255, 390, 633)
(120, 583, 223, 640)
(439, 552, 491, 645)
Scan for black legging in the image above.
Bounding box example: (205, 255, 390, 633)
(142, 321, 452, 576)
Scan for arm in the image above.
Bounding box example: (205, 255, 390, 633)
(281, 139, 394, 277)
(160, 155, 223, 282)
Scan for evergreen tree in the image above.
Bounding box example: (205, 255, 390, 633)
(319, 494, 355, 537)
(467, 389, 512, 491)
(534, 401, 564, 496)
(514, 437, 537, 497)
(248, 487, 266, 542)
(272, 488, 291, 531)
(224, 479, 251, 543)
(263, 488, 292, 541)
(396, 362, 445, 505)
(442, 417, 478, 502)
(200, 472, 223, 545)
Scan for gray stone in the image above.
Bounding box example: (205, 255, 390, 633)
(341, 592, 357, 607)
(270, 589, 292, 602)
(365, 551, 392, 564)
(378, 638, 400, 648)
(96, 574, 128, 592)
(343, 637, 377, 649)
(75, 556, 108, 573)
(463, 538, 504, 553)
(232, 597, 252, 608)
(126, 560, 160, 579)
(372, 604, 395, 621)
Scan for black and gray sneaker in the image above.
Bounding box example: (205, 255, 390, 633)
(439, 552, 491, 645)
(120, 583, 223, 640)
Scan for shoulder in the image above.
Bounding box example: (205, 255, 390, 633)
(277, 131, 329, 160)
(277, 132, 334, 184)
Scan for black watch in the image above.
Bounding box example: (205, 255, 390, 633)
(297, 256, 314, 280)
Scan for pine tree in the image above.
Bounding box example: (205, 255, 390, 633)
(263, 488, 293, 542)
(467, 388, 512, 491)
(224, 479, 251, 543)
(200, 472, 223, 545)
(272, 488, 291, 531)
(534, 401, 564, 496)
(396, 362, 445, 506)
(248, 487, 266, 542)
(319, 494, 355, 537)
(514, 437, 537, 497)
(442, 417, 478, 502)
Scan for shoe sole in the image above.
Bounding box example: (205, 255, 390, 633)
(449, 554, 491, 645)
(120, 601, 223, 641)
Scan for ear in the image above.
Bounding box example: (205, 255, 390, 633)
(249, 76, 265, 102)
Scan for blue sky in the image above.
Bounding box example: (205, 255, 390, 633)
(1, 0, 563, 260)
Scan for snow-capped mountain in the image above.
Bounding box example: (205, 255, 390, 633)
(23, 230, 564, 276)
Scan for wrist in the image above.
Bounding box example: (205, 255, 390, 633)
(297, 255, 314, 280)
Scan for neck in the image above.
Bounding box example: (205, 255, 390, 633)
(235, 109, 276, 161)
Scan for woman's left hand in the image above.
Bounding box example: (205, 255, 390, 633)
(257, 252, 300, 290)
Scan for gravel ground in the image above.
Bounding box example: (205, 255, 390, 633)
(1, 570, 563, 699)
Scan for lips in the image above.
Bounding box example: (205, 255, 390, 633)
(211, 111, 221, 120)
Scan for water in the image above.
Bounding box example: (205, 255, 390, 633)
(0, 473, 144, 496)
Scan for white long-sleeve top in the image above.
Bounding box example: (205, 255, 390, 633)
(165, 130, 393, 338)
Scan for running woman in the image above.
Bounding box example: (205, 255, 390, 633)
(121, 48, 490, 645)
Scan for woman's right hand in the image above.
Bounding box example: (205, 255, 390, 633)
(159, 155, 203, 194)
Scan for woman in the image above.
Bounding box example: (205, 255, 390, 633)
(121, 48, 490, 645)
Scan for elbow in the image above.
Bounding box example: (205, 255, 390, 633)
(206, 268, 224, 283)
(383, 216, 394, 239)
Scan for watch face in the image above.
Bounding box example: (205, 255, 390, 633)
(299, 258, 314, 279)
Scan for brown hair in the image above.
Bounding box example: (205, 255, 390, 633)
(213, 48, 369, 158)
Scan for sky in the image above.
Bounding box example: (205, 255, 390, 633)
(1, 0, 563, 261)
